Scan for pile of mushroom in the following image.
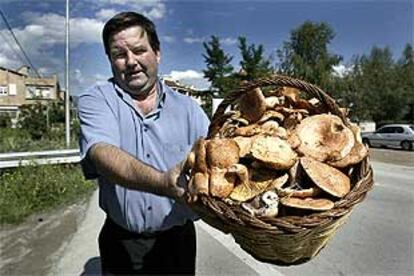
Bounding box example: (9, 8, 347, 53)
(186, 86, 368, 218)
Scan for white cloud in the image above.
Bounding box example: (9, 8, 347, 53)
(145, 3, 166, 19)
(184, 36, 236, 46)
(11, 1, 167, 62)
(81, 0, 166, 20)
(221, 37, 237, 46)
(184, 37, 205, 44)
(18, 13, 64, 47)
(162, 35, 175, 43)
(0, 51, 21, 69)
(332, 64, 352, 77)
(93, 73, 110, 86)
(75, 68, 83, 79)
(169, 70, 203, 80)
(38, 67, 54, 76)
(70, 17, 104, 45)
(71, 69, 110, 93)
(17, 12, 103, 48)
(0, 12, 102, 79)
(0, 30, 24, 68)
(95, 9, 119, 21)
(166, 70, 210, 90)
(0, 26, 61, 74)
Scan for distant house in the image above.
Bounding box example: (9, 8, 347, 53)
(161, 77, 210, 106)
(0, 65, 62, 120)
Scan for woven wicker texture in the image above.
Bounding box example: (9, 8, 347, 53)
(190, 74, 374, 265)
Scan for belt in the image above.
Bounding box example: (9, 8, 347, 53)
(104, 217, 191, 239)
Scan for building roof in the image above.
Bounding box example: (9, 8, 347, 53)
(0, 66, 25, 77)
(1, 65, 59, 87)
(161, 77, 211, 96)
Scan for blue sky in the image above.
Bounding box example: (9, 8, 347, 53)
(0, 0, 412, 94)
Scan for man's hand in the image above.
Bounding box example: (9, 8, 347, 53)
(162, 160, 190, 203)
(185, 138, 208, 203)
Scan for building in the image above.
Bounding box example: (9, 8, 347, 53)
(161, 77, 210, 106)
(0, 65, 62, 120)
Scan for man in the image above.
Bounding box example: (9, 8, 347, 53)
(77, 11, 209, 275)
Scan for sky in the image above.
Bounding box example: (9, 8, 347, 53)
(0, 0, 412, 95)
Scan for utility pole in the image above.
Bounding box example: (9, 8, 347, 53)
(65, 0, 70, 148)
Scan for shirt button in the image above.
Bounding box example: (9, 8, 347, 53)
(146, 153, 150, 158)
(143, 128, 148, 132)
(147, 206, 152, 211)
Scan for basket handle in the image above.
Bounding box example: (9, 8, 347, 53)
(208, 74, 348, 138)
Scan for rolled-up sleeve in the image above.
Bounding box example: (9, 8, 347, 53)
(77, 87, 120, 179)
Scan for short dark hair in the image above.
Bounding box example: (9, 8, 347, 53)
(102, 12, 160, 56)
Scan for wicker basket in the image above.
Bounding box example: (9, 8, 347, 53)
(191, 74, 374, 265)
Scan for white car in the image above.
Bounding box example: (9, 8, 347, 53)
(361, 124, 414, 151)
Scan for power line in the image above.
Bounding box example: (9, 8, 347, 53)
(0, 9, 41, 78)
(0, 30, 27, 65)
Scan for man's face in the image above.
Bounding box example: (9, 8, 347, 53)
(108, 26, 160, 97)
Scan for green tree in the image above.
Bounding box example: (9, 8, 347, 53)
(17, 103, 48, 140)
(238, 36, 273, 80)
(396, 43, 414, 122)
(350, 46, 408, 123)
(202, 36, 235, 97)
(48, 101, 65, 125)
(277, 21, 342, 89)
(328, 69, 358, 118)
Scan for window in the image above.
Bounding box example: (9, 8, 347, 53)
(8, 83, 16, 95)
(26, 86, 52, 99)
(395, 127, 404, 134)
(41, 88, 51, 98)
(26, 86, 37, 98)
(0, 86, 7, 96)
(377, 127, 394, 134)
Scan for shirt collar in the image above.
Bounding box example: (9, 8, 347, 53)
(110, 78, 166, 118)
(156, 80, 166, 108)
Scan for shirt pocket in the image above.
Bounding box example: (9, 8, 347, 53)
(162, 143, 191, 168)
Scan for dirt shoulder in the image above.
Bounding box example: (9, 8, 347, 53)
(0, 198, 90, 276)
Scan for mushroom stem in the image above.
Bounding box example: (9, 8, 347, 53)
(276, 187, 321, 198)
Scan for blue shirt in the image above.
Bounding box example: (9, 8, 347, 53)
(77, 79, 210, 233)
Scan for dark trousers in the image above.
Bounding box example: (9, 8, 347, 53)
(98, 217, 196, 275)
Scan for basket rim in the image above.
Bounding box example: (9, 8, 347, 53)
(208, 74, 348, 139)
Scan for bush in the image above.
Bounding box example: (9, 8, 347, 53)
(17, 103, 48, 140)
(0, 113, 12, 128)
(16, 101, 69, 140)
(0, 101, 80, 152)
(0, 128, 31, 152)
(0, 127, 78, 153)
(0, 163, 96, 224)
(49, 101, 66, 124)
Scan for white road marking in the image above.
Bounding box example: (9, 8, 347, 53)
(196, 220, 285, 276)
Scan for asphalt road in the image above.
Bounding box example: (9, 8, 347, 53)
(1, 148, 413, 276)
(275, 161, 414, 276)
(52, 158, 414, 276)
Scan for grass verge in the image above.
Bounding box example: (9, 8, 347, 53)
(0, 128, 79, 153)
(0, 163, 96, 225)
